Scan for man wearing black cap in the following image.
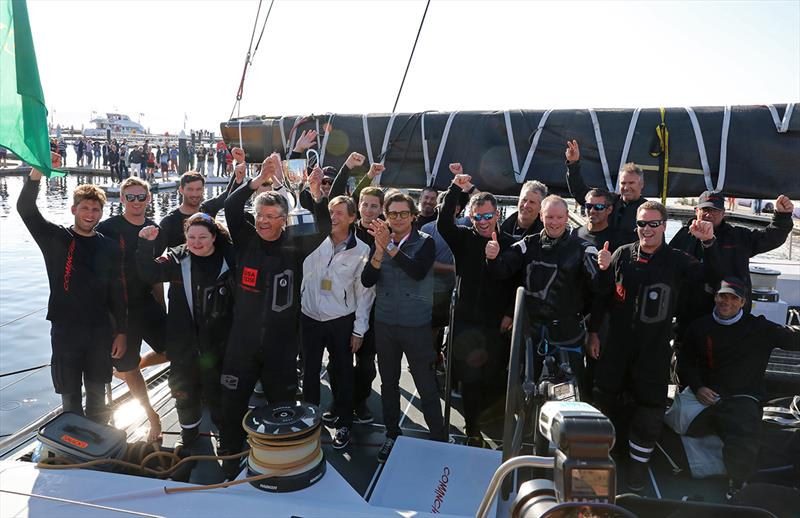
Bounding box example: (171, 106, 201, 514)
(670, 190, 794, 333)
(677, 277, 800, 499)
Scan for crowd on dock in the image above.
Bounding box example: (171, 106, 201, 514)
(44, 138, 233, 181)
(16, 130, 799, 498)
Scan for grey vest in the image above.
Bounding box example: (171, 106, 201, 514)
(374, 231, 434, 326)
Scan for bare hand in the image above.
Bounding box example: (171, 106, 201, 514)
(597, 241, 611, 270)
(565, 140, 580, 163)
(696, 386, 719, 406)
(453, 174, 473, 192)
(231, 147, 246, 164)
(350, 335, 364, 353)
(775, 195, 794, 213)
(368, 219, 391, 250)
(449, 163, 463, 175)
(138, 225, 160, 241)
(31, 151, 62, 180)
(585, 332, 600, 359)
(367, 163, 385, 179)
(111, 334, 127, 359)
(500, 316, 513, 333)
(485, 231, 500, 260)
(689, 219, 714, 242)
(293, 129, 318, 153)
(234, 163, 246, 183)
(309, 166, 323, 200)
(345, 152, 366, 170)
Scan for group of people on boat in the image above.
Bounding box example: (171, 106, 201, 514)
(18, 131, 798, 496)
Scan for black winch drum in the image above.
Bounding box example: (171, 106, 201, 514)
(35, 412, 127, 469)
(243, 401, 326, 492)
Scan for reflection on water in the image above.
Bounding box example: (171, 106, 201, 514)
(0, 175, 230, 436)
(0, 175, 796, 437)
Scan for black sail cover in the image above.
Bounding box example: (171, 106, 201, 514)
(221, 104, 800, 199)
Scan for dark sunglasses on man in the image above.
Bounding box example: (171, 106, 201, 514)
(386, 210, 411, 220)
(584, 202, 608, 211)
(471, 213, 495, 221)
(124, 193, 148, 202)
(636, 219, 665, 228)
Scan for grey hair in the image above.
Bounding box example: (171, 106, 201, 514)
(520, 180, 548, 200)
(254, 191, 289, 216)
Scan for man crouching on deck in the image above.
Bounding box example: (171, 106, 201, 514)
(17, 152, 127, 423)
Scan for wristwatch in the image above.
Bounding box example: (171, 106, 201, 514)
(386, 242, 397, 252)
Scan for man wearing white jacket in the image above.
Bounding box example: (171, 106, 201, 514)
(301, 195, 376, 449)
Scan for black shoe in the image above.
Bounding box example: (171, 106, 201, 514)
(466, 435, 488, 448)
(221, 457, 243, 481)
(726, 479, 745, 501)
(353, 404, 374, 424)
(377, 437, 396, 464)
(333, 427, 351, 449)
(627, 460, 647, 492)
(322, 410, 337, 425)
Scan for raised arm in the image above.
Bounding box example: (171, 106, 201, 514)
(201, 161, 246, 217)
(565, 140, 589, 205)
(747, 195, 794, 256)
(329, 152, 366, 200)
(437, 164, 473, 251)
(135, 226, 175, 284)
(17, 154, 63, 245)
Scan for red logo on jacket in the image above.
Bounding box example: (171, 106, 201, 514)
(242, 267, 258, 287)
(614, 283, 626, 302)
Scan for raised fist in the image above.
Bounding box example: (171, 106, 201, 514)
(345, 152, 366, 170)
(449, 163, 463, 175)
(775, 195, 794, 214)
(231, 147, 246, 164)
(368, 163, 385, 179)
(139, 225, 160, 241)
(453, 174, 473, 192)
(689, 219, 714, 242)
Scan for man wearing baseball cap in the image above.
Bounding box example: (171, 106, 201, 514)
(677, 277, 800, 499)
(671, 190, 794, 335)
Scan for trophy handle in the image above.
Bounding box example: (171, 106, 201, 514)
(306, 149, 320, 170)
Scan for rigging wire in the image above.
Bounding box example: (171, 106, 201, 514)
(228, 0, 277, 121)
(391, 0, 431, 114)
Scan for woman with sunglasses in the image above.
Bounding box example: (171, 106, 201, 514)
(590, 201, 719, 492)
(136, 212, 236, 449)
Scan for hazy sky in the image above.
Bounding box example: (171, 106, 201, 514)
(24, 0, 800, 134)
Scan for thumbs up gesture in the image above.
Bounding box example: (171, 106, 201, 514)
(597, 241, 612, 270)
(485, 231, 500, 260)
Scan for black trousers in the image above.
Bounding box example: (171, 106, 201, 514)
(686, 396, 762, 482)
(301, 313, 355, 427)
(219, 336, 298, 454)
(375, 321, 445, 440)
(328, 312, 377, 409)
(169, 350, 224, 435)
(452, 322, 504, 436)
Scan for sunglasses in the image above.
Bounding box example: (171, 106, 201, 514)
(636, 219, 665, 228)
(124, 193, 148, 202)
(321, 179, 333, 185)
(471, 213, 495, 221)
(386, 210, 412, 220)
(584, 203, 608, 211)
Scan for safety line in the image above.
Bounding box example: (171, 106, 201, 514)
(0, 306, 46, 328)
(391, 0, 431, 113)
(0, 489, 163, 517)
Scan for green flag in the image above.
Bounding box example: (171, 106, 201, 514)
(0, 0, 62, 177)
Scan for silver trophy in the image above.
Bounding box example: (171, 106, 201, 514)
(280, 149, 319, 236)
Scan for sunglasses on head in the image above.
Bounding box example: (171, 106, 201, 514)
(386, 210, 411, 220)
(584, 202, 608, 211)
(471, 213, 495, 221)
(636, 219, 665, 228)
(188, 212, 213, 223)
(124, 193, 148, 202)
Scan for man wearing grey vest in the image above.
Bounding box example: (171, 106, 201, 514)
(361, 191, 447, 464)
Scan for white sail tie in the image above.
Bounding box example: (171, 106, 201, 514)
(421, 111, 458, 186)
(767, 103, 795, 133)
(504, 109, 552, 184)
(588, 109, 614, 191)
